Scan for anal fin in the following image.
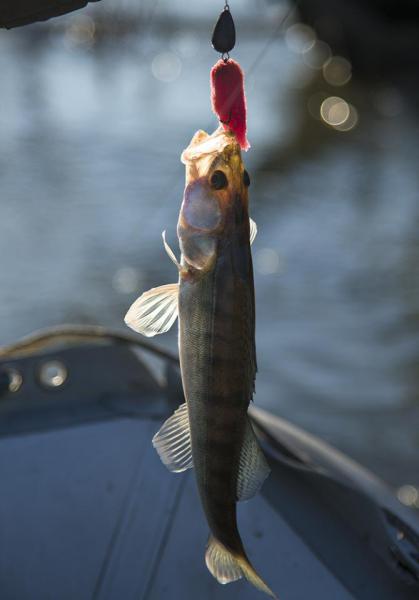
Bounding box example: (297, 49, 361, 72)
(237, 418, 270, 501)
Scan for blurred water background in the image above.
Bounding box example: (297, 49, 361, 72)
(0, 0, 418, 504)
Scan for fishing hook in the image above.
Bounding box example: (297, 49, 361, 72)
(219, 110, 232, 125)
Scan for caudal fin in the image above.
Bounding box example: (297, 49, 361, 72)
(205, 536, 277, 598)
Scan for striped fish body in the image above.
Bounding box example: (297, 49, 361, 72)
(178, 209, 255, 554)
(125, 127, 275, 597)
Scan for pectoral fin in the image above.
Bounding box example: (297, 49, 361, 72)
(249, 217, 257, 245)
(152, 403, 193, 472)
(124, 283, 178, 337)
(236, 418, 270, 501)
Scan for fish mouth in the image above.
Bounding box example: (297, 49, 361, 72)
(181, 126, 239, 163)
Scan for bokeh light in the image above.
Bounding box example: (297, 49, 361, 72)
(64, 15, 96, 49)
(334, 104, 358, 131)
(151, 51, 182, 83)
(303, 40, 331, 70)
(254, 248, 282, 276)
(323, 56, 352, 86)
(112, 267, 142, 295)
(320, 96, 350, 126)
(171, 32, 199, 58)
(397, 484, 419, 507)
(285, 23, 316, 54)
(310, 94, 359, 131)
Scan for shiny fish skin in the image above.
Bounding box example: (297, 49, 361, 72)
(178, 210, 255, 555)
(176, 129, 274, 596)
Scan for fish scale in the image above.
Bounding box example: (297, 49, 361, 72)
(179, 224, 256, 558)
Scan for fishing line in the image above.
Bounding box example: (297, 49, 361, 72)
(212, 0, 301, 71)
(246, 1, 300, 77)
(0, 7, 301, 364)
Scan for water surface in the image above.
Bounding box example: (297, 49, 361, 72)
(0, 5, 418, 492)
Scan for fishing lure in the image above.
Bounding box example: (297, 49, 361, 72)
(210, 3, 250, 150)
(211, 57, 249, 151)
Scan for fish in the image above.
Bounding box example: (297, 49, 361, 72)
(125, 126, 275, 598)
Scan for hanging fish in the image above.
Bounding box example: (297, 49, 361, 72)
(125, 127, 275, 597)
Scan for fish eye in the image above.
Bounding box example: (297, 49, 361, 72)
(210, 170, 228, 190)
(243, 170, 250, 187)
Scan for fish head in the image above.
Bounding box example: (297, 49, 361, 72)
(178, 127, 250, 272)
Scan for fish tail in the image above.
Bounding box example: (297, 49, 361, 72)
(205, 535, 277, 598)
(238, 553, 277, 599)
